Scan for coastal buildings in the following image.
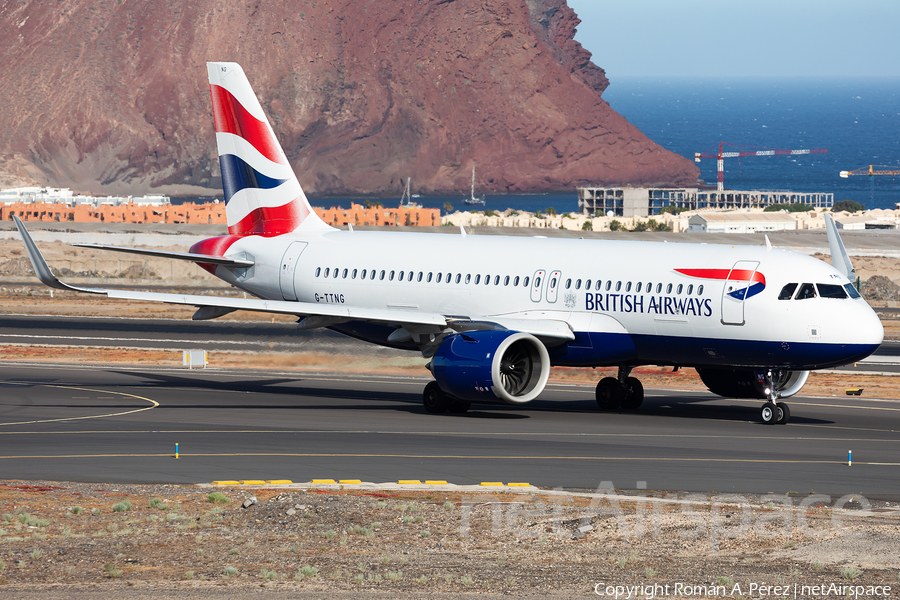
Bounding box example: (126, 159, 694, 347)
(577, 186, 834, 217)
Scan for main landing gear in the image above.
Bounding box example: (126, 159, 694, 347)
(422, 381, 470, 415)
(760, 369, 791, 425)
(595, 366, 644, 411)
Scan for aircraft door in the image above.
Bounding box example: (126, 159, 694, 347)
(546, 270, 561, 303)
(279, 241, 308, 301)
(530, 270, 546, 302)
(720, 260, 760, 325)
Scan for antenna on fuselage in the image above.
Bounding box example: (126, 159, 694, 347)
(765, 235, 772, 250)
(459, 223, 467, 237)
(824, 213, 857, 283)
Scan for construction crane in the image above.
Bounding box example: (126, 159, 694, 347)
(695, 142, 828, 191)
(839, 165, 900, 210)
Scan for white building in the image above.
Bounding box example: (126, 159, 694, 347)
(688, 212, 797, 234)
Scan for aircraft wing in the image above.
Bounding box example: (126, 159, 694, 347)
(14, 216, 574, 340)
(71, 243, 254, 268)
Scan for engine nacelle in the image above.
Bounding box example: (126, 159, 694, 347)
(432, 331, 550, 404)
(696, 367, 810, 399)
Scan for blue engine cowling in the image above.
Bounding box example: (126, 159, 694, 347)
(431, 330, 550, 404)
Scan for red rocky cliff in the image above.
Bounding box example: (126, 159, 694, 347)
(0, 0, 698, 196)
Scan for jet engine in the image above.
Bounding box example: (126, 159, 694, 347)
(431, 331, 550, 404)
(696, 367, 810, 399)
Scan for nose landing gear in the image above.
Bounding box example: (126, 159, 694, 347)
(596, 367, 644, 411)
(760, 369, 791, 425)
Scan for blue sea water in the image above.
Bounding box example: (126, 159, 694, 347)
(182, 77, 900, 214)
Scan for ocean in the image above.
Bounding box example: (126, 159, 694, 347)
(182, 77, 900, 214)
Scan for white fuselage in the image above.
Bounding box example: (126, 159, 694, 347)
(211, 229, 883, 370)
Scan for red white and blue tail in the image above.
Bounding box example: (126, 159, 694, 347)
(207, 62, 328, 236)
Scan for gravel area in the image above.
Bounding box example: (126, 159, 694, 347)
(0, 481, 898, 598)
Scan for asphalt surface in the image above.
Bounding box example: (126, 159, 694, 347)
(1, 362, 898, 498)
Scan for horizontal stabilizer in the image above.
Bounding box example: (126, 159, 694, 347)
(13, 216, 104, 294)
(71, 243, 254, 268)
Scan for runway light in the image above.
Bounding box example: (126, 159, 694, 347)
(175, 443, 179, 459)
(849, 450, 852, 467)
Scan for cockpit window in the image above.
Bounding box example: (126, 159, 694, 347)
(778, 283, 798, 300)
(817, 283, 848, 299)
(844, 283, 861, 299)
(795, 283, 817, 300)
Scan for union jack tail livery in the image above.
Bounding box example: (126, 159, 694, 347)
(207, 62, 327, 236)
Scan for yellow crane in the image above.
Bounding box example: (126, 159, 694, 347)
(839, 165, 900, 209)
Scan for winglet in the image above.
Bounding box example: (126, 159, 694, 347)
(824, 213, 856, 282)
(13, 216, 102, 294)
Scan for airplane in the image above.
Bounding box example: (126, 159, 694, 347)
(13, 62, 883, 424)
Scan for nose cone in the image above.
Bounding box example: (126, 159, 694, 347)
(846, 301, 884, 362)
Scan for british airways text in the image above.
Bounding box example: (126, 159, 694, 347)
(585, 293, 713, 317)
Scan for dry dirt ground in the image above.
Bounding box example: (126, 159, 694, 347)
(2, 240, 900, 597)
(0, 481, 898, 599)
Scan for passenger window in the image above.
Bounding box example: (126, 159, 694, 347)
(315, 267, 321, 277)
(324, 268, 330, 278)
(615, 281, 622, 292)
(427, 272, 432, 283)
(465, 274, 471, 284)
(523, 277, 529, 287)
(818, 283, 848, 299)
(446, 272, 451, 283)
(409, 271, 414, 282)
(656, 283, 662, 293)
(379, 270, 385, 280)
(550, 277, 557, 289)
(534, 276, 542, 288)
(485, 274, 490, 285)
(503, 276, 509, 286)
(418, 272, 423, 282)
(697, 285, 703, 295)
(795, 283, 817, 300)
(361, 270, 366, 280)
(436, 273, 442, 283)
(342, 268, 348, 278)
(455, 274, 461, 284)
(636, 282, 642, 293)
(646, 282, 651, 292)
(687, 284, 693, 295)
(575, 279, 582, 290)
(605, 281, 612, 291)
(625, 282, 632, 292)
(666, 283, 672, 294)
(389, 270, 396, 281)
(844, 283, 861, 299)
(351, 269, 357, 279)
(676, 284, 682, 294)
(778, 283, 798, 300)
(475, 274, 481, 284)
(565, 279, 572, 290)
(397, 270, 403, 281)
(585, 279, 592, 290)
(513, 276, 519, 286)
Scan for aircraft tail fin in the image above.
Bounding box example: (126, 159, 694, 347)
(207, 62, 329, 236)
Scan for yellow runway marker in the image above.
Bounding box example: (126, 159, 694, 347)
(0, 383, 158, 426)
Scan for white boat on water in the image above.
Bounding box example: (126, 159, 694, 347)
(400, 177, 421, 208)
(463, 166, 485, 206)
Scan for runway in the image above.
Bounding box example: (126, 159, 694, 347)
(1, 362, 898, 498)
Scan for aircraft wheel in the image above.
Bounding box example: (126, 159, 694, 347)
(423, 382, 450, 414)
(448, 400, 471, 414)
(760, 402, 779, 425)
(596, 377, 623, 410)
(621, 377, 644, 410)
(775, 402, 791, 424)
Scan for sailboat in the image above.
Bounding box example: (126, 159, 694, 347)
(399, 177, 421, 209)
(463, 166, 485, 206)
